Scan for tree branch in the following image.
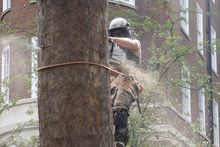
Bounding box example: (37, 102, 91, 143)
(159, 48, 205, 81)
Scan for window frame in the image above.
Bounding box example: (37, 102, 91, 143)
(113, 0, 135, 6)
(31, 37, 38, 99)
(213, 99, 219, 147)
(198, 88, 206, 134)
(181, 65, 191, 122)
(30, 0, 37, 4)
(1, 45, 10, 104)
(211, 26, 217, 74)
(180, 0, 189, 35)
(3, 0, 11, 12)
(196, 3, 204, 55)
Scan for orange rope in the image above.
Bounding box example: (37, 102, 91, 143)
(37, 61, 126, 76)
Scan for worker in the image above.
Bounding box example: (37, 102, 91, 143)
(108, 18, 143, 147)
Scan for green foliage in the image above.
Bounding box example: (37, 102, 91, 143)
(0, 22, 18, 34)
(2, 120, 39, 147)
(0, 90, 17, 114)
(1, 107, 39, 147)
(126, 71, 162, 146)
(0, 18, 37, 36)
(128, 109, 151, 147)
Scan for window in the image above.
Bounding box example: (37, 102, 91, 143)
(181, 65, 191, 122)
(196, 3, 204, 55)
(114, 0, 135, 6)
(198, 88, 206, 134)
(3, 0, 11, 12)
(30, 0, 36, 4)
(213, 99, 219, 147)
(180, 0, 189, 35)
(211, 26, 217, 73)
(212, 0, 215, 4)
(1, 45, 10, 104)
(31, 37, 38, 99)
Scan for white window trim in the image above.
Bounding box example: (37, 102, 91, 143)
(1, 45, 10, 104)
(30, 0, 36, 4)
(180, 0, 189, 35)
(3, 0, 11, 12)
(196, 3, 204, 55)
(181, 65, 191, 122)
(113, 0, 135, 6)
(31, 37, 38, 99)
(213, 99, 219, 147)
(198, 88, 206, 134)
(211, 26, 217, 74)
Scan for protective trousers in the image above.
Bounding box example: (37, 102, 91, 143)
(113, 108, 129, 145)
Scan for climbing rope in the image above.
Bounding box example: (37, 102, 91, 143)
(37, 61, 126, 76)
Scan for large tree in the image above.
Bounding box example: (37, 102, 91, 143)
(38, 1, 113, 147)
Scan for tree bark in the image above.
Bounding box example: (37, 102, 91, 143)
(38, 1, 113, 147)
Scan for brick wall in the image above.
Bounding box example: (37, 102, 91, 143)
(1, 0, 37, 30)
(136, 0, 168, 65)
(9, 38, 32, 101)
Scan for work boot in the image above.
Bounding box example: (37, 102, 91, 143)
(114, 141, 125, 147)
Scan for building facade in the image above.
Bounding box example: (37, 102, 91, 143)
(0, 0, 219, 146)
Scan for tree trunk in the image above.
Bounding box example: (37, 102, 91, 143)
(38, 1, 113, 147)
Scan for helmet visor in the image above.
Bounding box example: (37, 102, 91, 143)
(108, 27, 131, 38)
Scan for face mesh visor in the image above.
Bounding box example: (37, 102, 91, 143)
(109, 28, 131, 38)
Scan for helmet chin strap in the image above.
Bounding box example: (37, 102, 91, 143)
(110, 41, 114, 58)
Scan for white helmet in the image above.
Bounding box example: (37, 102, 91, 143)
(108, 18, 129, 30)
(108, 18, 131, 37)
